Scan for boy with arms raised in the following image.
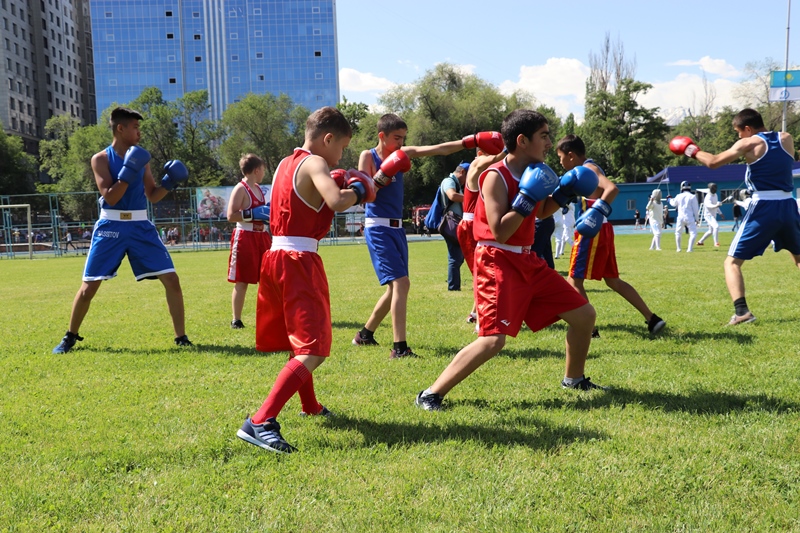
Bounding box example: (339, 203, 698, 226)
(353, 113, 504, 358)
(669, 108, 800, 325)
(416, 110, 606, 411)
(237, 107, 376, 453)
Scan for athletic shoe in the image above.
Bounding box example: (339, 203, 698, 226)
(231, 319, 245, 329)
(52, 331, 83, 354)
(591, 327, 601, 339)
(352, 331, 379, 346)
(415, 390, 444, 411)
(466, 312, 477, 324)
(647, 313, 666, 335)
(174, 335, 193, 346)
(696, 241, 704, 246)
(299, 405, 334, 417)
(714, 243, 721, 247)
(727, 312, 756, 326)
(561, 376, 608, 391)
(390, 347, 417, 359)
(236, 416, 296, 454)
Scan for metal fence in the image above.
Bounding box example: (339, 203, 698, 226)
(0, 189, 371, 259)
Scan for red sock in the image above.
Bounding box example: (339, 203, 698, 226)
(251, 358, 311, 424)
(297, 374, 322, 415)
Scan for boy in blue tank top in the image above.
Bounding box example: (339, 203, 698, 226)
(52, 107, 193, 353)
(670, 108, 800, 325)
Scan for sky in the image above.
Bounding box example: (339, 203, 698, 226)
(335, 0, 799, 123)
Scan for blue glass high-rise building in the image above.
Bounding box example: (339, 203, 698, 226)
(90, 0, 339, 120)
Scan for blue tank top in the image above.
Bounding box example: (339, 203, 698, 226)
(102, 146, 147, 210)
(745, 132, 793, 192)
(365, 148, 404, 219)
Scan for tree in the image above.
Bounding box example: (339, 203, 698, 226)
(0, 127, 36, 195)
(38, 115, 81, 184)
(52, 123, 112, 220)
(173, 90, 225, 187)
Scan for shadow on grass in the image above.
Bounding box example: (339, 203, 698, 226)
(89, 344, 280, 357)
(327, 413, 605, 450)
(595, 322, 756, 344)
(332, 320, 366, 330)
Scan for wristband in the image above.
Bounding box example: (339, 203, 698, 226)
(242, 209, 252, 222)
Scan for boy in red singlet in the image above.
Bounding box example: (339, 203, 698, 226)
(416, 110, 607, 411)
(236, 107, 376, 453)
(226, 153, 272, 329)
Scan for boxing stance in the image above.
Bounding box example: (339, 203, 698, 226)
(669, 108, 800, 326)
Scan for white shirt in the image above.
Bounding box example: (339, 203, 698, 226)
(646, 198, 663, 223)
(670, 191, 699, 221)
(703, 192, 721, 217)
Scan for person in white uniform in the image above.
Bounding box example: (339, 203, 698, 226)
(668, 181, 699, 252)
(645, 189, 664, 251)
(697, 182, 723, 247)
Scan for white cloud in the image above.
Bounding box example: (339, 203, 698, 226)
(339, 67, 394, 92)
(638, 73, 741, 115)
(498, 58, 591, 119)
(668, 56, 740, 78)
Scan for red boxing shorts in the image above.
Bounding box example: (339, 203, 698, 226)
(255, 249, 332, 357)
(228, 228, 272, 285)
(456, 219, 477, 274)
(568, 224, 619, 281)
(475, 245, 588, 337)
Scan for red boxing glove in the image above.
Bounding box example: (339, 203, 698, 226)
(346, 169, 377, 204)
(462, 131, 504, 155)
(330, 168, 348, 188)
(373, 150, 411, 188)
(669, 136, 699, 158)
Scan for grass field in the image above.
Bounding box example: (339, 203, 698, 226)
(2, 233, 799, 532)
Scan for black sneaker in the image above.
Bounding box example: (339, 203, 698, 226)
(352, 331, 379, 346)
(647, 313, 666, 334)
(52, 331, 83, 354)
(231, 319, 245, 329)
(174, 335, 193, 346)
(236, 416, 297, 454)
(299, 405, 334, 417)
(561, 376, 608, 391)
(591, 327, 601, 339)
(390, 347, 417, 359)
(415, 390, 444, 411)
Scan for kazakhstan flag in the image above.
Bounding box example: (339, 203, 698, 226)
(770, 70, 800, 87)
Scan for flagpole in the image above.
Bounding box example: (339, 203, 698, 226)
(782, 0, 792, 132)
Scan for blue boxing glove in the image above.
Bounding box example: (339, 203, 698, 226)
(160, 160, 189, 191)
(117, 146, 151, 185)
(575, 199, 612, 237)
(551, 166, 599, 207)
(510, 163, 559, 217)
(242, 205, 270, 222)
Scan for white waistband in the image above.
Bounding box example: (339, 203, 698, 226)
(271, 236, 318, 253)
(365, 217, 403, 228)
(462, 213, 475, 221)
(236, 221, 267, 232)
(751, 190, 793, 201)
(477, 240, 531, 254)
(99, 209, 148, 221)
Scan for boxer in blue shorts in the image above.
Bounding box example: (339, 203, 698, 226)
(670, 108, 800, 325)
(53, 107, 193, 353)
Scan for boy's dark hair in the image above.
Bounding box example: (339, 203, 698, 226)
(306, 106, 352, 140)
(377, 113, 407, 134)
(239, 153, 266, 176)
(732, 108, 765, 130)
(109, 107, 143, 132)
(501, 109, 549, 152)
(556, 134, 587, 157)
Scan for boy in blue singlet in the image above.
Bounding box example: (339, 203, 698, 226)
(52, 107, 192, 353)
(670, 108, 800, 325)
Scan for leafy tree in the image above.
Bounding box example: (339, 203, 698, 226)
(53, 123, 112, 220)
(38, 115, 81, 184)
(173, 90, 225, 187)
(0, 126, 36, 195)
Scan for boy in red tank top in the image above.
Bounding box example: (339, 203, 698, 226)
(236, 107, 376, 453)
(416, 110, 607, 411)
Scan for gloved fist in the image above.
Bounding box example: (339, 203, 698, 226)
(462, 132, 504, 155)
(510, 163, 559, 217)
(330, 169, 348, 188)
(118, 146, 151, 185)
(160, 160, 189, 191)
(551, 166, 599, 207)
(346, 169, 377, 204)
(575, 199, 612, 238)
(669, 136, 699, 158)
(373, 150, 411, 188)
(242, 204, 270, 222)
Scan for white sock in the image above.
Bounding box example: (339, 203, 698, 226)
(562, 376, 584, 386)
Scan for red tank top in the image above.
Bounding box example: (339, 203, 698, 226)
(463, 184, 479, 214)
(241, 180, 266, 231)
(473, 160, 537, 246)
(270, 148, 335, 240)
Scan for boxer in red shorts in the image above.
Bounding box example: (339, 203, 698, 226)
(226, 153, 272, 329)
(235, 107, 376, 454)
(415, 110, 607, 411)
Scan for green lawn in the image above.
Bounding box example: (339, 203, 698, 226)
(1, 233, 799, 531)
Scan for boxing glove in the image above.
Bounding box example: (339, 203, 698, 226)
(160, 159, 189, 191)
(242, 204, 270, 222)
(669, 136, 699, 158)
(346, 169, 377, 205)
(373, 150, 411, 188)
(510, 163, 559, 217)
(117, 146, 151, 185)
(330, 168, 348, 189)
(462, 131, 504, 155)
(575, 199, 612, 238)
(551, 166, 599, 207)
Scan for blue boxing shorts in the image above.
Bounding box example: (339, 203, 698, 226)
(364, 225, 409, 285)
(729, 196, 800, 260)
(83, 218, 176, 281)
